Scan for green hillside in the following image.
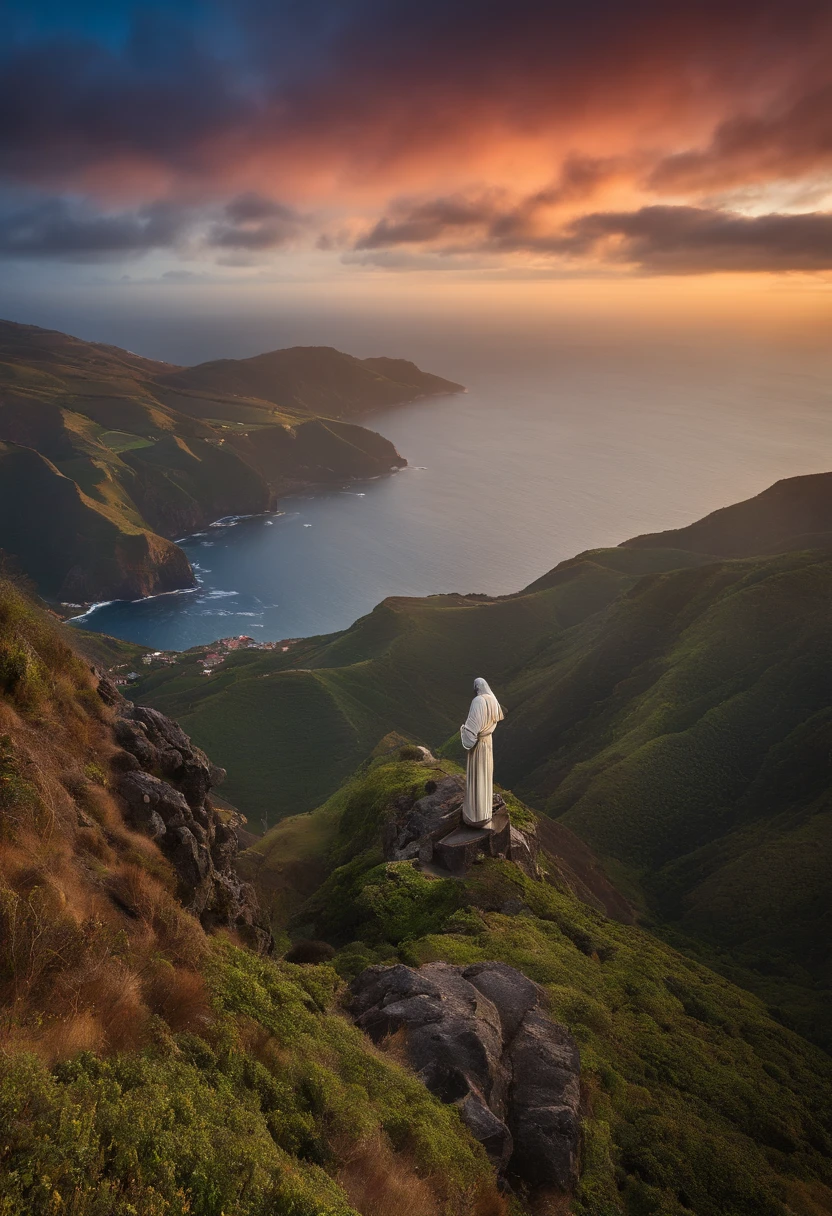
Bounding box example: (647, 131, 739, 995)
(625, 472, 832, 557)
(135, 472, 832, 1046)
(0, 319, 459, 601)
(242, 752, 832, 1216)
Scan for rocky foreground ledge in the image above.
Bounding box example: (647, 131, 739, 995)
(350, 960, 581, 1194)
(98, 676, 272, 953)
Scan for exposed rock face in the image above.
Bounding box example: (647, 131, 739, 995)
(350, 960, 580, 1194)
(100, 677, 272, 953)
(383, 773, 540, 878)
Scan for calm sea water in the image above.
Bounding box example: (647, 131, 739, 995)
(71, 339, 832, 650)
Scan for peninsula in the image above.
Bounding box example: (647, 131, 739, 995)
(0, 320, 462, 603)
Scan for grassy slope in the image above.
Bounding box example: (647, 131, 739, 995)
(0, 576, 500, 1216)
(243, 755, 832, 1216)
(0, 441, 194, 601)
(62, 623, 149, 670)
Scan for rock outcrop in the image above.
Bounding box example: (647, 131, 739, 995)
(350, 960, 580, 1194)
(99, 676, 272, 953)
(383, 773, 540, 878)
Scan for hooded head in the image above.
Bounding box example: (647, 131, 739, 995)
(473, 677, 505, 717)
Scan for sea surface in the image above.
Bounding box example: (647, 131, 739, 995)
(72, 338, 832, 650)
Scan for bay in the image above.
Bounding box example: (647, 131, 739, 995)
(71, 336, 832, 650)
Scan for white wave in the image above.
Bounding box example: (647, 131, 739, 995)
(66, 581, 202, 623)
(204, 590, 238, 598)
(209, 514, 250, 528)
(65, 600, 118, 623)
(303, 523, 313, 528)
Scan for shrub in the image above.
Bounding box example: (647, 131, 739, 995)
(285, 939, 337, 964)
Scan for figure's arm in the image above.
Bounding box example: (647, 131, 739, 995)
(460, 697, 483, 750)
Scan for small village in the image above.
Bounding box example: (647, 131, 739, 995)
(111, 634, 300, 685)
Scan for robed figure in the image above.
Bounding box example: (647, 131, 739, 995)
(460, 677, 505, 826)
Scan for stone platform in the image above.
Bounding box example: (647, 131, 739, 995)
(383, 773, 539, 878)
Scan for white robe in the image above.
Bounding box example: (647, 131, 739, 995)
(460, 678, 505, 826)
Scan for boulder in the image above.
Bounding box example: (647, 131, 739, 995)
(383, 775, 466, 861)
(508, 1010, 581, 1191)
(350, 960, 580, 1194)
(103, 681, 272, 954)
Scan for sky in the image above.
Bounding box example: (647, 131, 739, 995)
(2, 0, 832, 349)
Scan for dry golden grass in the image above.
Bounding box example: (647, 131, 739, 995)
(0, 580, 212, 1060)
(144, 965, 212, 1032)
(333, 1130, 508, 1216)
(335, 1134, 439, 1216)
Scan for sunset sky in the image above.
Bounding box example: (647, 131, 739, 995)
(3, 0, 832, 336)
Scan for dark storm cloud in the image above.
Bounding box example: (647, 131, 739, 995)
(0, 198, 191, 258)
(557, 206, 832, 272)
(206, 194, 306, 249)
(357, 194, 832, 273)
(0, 9, 253, 180)
(357, 195, 502, 248)
(648, 85, 832, 192)
(0, 193, 304, 259)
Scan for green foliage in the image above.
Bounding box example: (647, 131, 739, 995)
(343, 860, 463, 945)
(0, 578, 90, 712)
(0, 1045, 356, 1216)
(83, 762, 109, 787)
(0, 941, 494, 1216)
(0, 735, 37, 819)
